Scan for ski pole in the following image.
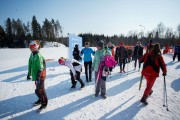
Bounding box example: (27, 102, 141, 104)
(139, 74, 143, 90)
(163, 76, 166, 107)
(164, 76, 169, 111)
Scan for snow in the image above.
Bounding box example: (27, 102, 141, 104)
(0, 46, 180, 120)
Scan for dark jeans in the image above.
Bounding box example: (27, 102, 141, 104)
(84, 61, 92, 81)
(119, 59, 126, 71)
(173, 52, 180, 61)
(134, 56, 142, 68)
(35, 80, 48, 106)
(70, 70, 84, 87)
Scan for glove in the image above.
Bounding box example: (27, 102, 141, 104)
(27, 75, 31, 80)
(162, 73, 167, 76)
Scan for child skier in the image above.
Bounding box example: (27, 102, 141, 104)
(139, 43, 167, 105)
(92, 40, 111, 99)
(80, 42, 95, 82)
(27, 40, 48, 111)
(58, 57, 85, 89)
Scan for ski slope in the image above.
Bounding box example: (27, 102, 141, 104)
(0, 47, 180, 120)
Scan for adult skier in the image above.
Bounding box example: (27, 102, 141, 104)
(133, 41, 143, 71)
(139, 43, 167, 105)
(80, 42, 95, 82)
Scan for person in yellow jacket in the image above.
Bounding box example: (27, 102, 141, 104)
(27, 40, 48, 111)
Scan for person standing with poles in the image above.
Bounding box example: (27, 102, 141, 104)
(80, 42, 95, 82)
(92, 40, 111, 99)
(27, 40, 48, 111)
(139, 43, 167, 105)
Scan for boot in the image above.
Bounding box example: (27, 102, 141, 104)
(101, 95, 107, 99)
(140, 95, 148, 105)
(81, 84, 85, 89)
(33, 99, 41, 106)
(94, 93, 98, 97)
(38, 104, 47, 110)
(120, 68, 122, 73)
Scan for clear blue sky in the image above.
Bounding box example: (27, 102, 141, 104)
(0, 0, 180, 36)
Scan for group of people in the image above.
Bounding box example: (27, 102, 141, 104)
(27, 39, 169, 111)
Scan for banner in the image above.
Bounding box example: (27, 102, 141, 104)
(68, 34, 82, 59)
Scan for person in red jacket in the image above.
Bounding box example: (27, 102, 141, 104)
(140, 43, 167, 105)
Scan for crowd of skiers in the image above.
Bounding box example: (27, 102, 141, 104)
(27, 39, 180, 110)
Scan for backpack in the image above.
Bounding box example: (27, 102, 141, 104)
(104, 55, 117, 67)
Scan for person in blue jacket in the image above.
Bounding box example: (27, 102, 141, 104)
(81, 42, 95, 82)
(173, 42, 180, 62)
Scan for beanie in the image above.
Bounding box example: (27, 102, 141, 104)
(120, 42, 124, 46)
(97, 40, 104, 48)
(29, 41, 39, 50)
(58, 58, 63, 65)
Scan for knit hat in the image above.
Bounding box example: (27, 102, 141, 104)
(58, 57, 64, 65)
(29, 41, 39, 50)
(120, 42, 124, 46)
(97, 40, 104, 48)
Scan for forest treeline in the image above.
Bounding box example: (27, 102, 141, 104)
(0, 16, 179, 48)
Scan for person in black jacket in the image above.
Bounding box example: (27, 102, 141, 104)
(133, 41, 143, 71)
(115, 42, 128, 73)
(73, 44, 82, 61)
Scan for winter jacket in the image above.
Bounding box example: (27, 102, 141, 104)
(81, 47, 95, 62)
(92, 48, 111, 72)
(133, 45, 143, 57)
(64, 58, 82, 76)
(28, 51, 46, 81)
(140, 51, 167, 78)
(174, 45, 180, 53)
(108, 44, 115, 58)
(115, 46, 128, 61)
(73, 48, 82, 61)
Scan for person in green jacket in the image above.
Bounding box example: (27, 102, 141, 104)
(92, 40, 111, 99)
(27, 40, 48, 111)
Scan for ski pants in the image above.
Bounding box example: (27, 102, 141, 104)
(173, 52, 180, 61)
(35, 80, 48, 105)
(84, 61, 92, 81)
(143, 74, 157, 97)
(70, 70, 84, 87)
(95, 72, 106, 96)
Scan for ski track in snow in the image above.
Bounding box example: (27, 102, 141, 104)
(0, 48, 180, 120)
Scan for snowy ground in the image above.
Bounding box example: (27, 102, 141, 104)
(0, 47, 180, 120)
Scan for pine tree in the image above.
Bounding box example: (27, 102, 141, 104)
(5, 18, 13, 47)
